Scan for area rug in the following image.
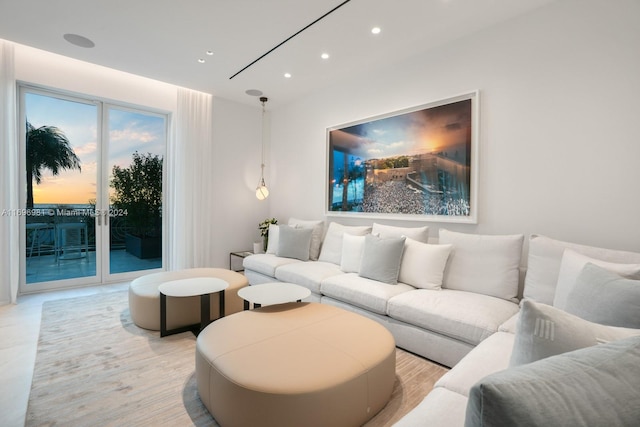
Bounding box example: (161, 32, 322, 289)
(27, 291, 447, 426)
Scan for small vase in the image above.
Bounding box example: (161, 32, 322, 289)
(253, 241, 263, 254)
(263, 235, 268, 253)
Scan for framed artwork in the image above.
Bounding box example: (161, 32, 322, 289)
(326, 91, 479, 223)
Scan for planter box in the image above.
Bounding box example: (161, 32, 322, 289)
(125, 234, 161, 259)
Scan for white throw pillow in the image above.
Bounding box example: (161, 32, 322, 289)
(318, 222, 371, 265)
(371, 223, 429, 243)
(564, 263, 640, 329)
(523, 234, 640, 305)
(509, 299, 640, 367)
(340, 234, 365, 273)
(439, 229, 524, 302)
(398, 238, 452, 290)
(288, 218, 324, 261)
(553, 249, 640, 310)
(265, 224, 280, 254)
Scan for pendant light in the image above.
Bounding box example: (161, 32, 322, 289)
(256, 96, 269, 200)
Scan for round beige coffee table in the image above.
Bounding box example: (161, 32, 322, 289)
(237, 282, 311, 310)
(196, 302, 396, 427)
(158, 277, 228, 337)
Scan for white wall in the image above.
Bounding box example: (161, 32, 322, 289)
(268, 0, 640, 254)
(211, 97, 270, 267)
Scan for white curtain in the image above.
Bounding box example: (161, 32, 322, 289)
(168, 88, 214, 269)
(0, 40, 20, 304)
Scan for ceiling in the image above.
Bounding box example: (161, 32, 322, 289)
(0, 0, 557, 109)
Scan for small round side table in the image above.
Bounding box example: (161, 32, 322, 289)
(237, 282, 311, 310)
(158, 277, 228, 337)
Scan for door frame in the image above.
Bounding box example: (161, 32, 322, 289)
(17, 83, 168, 294)
(99, 102, 169, 284)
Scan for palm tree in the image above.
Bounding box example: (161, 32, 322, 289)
(26, 121, 82, 208)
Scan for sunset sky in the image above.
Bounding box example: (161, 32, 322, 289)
(26, 92, 165, 206)
(329, 99, 472, 162)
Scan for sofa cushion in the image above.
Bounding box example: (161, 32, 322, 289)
(466, 335, 640, 427)
(340, 234, 365, 273)
(359, 235, 406, 285)
(288, 217, 324, 261)
(523, 234, 640, 305)
(387, 289, 519, 346)
(439, 229, 523, 302)
(564, 263, 640, 329)
(320, 273, 414, 315)
(398, 239, 452, 290)
(265, 224, 280, 254)
(276, 225, 313, 261)
(275, 261, 345, 295)
(497, 312, 519, 334)
(510, 299, 640, 367)
(435, 331, 515, 397)
(553, 249, 640, 310)
(371, 222, 429, 243)
(394, 387, 468, 427)
(242, 253, 302, 278)
(318, 222, 372, 265)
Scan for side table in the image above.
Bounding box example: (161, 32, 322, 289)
(237, 282, 311, 310)
(229, 251, 253, 272)
(158, 277, 229, 337)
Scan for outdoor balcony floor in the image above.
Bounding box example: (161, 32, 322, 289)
(25, 249, 162, 284)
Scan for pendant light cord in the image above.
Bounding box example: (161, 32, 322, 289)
(255, 96, 269, 200)
(260, 97, 266, 172)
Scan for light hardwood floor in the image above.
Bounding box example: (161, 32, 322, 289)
(0, 283, 129, 427)
(1, 283, 447, 427)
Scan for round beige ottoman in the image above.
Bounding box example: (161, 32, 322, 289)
(196, 302, 396, 427)
(128, 268, 248, 331)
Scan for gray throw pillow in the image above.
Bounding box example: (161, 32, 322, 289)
(358, 234, 406, 285)
(466, 335, 640, 427)
(565, 263, 640, 328)
(276, 225, 313, 261)
(509, 299, 640, 367)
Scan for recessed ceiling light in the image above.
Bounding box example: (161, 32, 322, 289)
(206, 50, 214, 56)
(198, 58, 205, 63)
(321, 53, 330, 60)
(371, 27, 381, 35)
(63, 33, 95, 48)
(245, 89, 263, 97)
(284, 73, 292, 78)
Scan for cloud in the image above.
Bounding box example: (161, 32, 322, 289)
(110, 128, 157, 144)
(388, 141, 406, 150)
(82, 161, 98, 173)
(74, 142, 97, 156)
(366, 140, 408, 158)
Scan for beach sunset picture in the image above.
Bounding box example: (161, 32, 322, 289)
(327, 93, 477, 221)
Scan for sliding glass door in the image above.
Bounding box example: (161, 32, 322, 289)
(19, 86, 166, 293)
(106, 106, 165, 275)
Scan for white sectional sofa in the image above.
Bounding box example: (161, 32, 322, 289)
(243, 220, 640, 426)
(244, 221, 523, 367)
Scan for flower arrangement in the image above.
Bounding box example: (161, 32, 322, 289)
(258, 217, 278, 252)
